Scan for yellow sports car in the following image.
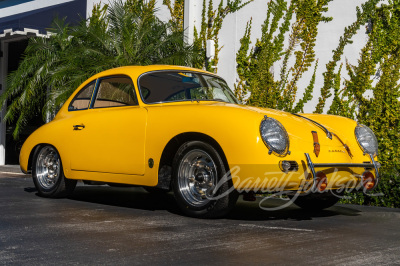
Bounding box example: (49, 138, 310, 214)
(20, 65, 380, 218)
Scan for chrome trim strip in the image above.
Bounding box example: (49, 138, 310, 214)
(292, 113, 332, 139)
(313, 163, 374, 168)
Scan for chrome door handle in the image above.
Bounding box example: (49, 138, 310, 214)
(73, 124, 85, 130)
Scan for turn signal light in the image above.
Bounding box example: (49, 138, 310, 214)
(362, 171, 376, 190)
(316, 172, 328, 192)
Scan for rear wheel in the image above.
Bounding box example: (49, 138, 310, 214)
(172, 141, 238, 218)
(32, 145, 76, 198)
(290, 190, 341, 211)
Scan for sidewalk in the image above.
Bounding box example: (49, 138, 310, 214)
(0, 165, 27, 175)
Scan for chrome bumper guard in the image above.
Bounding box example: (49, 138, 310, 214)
(304, 153, 380, 191)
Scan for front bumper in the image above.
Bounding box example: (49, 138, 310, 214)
(305, 152, 380, 192)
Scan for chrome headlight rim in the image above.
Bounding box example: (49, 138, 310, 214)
(354, 124, 378, 156)
(260, 116, 290, 156)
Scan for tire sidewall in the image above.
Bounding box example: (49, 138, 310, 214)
(32, 145, 66, 197)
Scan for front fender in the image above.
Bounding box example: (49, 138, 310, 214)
(19, 118, 71, 176)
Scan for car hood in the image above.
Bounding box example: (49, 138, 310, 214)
(230, 104, 350, 148)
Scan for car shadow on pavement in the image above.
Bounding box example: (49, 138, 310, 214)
(43, 184, 362, 221)
(24, 187, 37, 193)
(67, 185, 182, 213)
(226, 198, 361, 221)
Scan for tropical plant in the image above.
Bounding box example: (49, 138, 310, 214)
(0, 0, 201, 138)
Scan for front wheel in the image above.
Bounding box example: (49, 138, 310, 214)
(172, 141, 238, 218)
(290, 190, 341, 211)
(32, 145, 77, 198)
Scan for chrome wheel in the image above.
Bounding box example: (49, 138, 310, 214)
(177, 149, 217, 207)
(35, 146, 61, 190)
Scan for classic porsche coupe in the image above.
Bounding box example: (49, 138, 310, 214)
(20, 65, 380, 218)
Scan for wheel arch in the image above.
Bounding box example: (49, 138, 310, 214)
(27, 143, 62, 172)
(26, 144, 42, 172)
(157, 132, 229, 190)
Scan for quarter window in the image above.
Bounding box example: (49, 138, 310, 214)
(93, 76, 138, 108)
(68, 81, 95, 111)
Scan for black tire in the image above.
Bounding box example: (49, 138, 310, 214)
(290, 190, 341, 211)
(172, 141, 238, 218)
(32, 145, 77, 198)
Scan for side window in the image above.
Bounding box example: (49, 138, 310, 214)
(93, 76, 138, 108)
(68, 81, 96, 111)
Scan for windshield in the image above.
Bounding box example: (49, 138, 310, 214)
(138, 71, 239, 104)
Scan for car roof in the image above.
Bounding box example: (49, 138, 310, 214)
(90, 65, 214, 80)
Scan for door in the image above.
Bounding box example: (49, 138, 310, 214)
(69, 76, 147, 175)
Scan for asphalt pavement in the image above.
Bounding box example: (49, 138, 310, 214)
(1, 168, 400, 265)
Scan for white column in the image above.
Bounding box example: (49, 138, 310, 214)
(183, 0, 198, 44)
(0, 41, 8, 165)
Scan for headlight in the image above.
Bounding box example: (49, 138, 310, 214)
(355, 124, 378, 156)
(260, 116, 289, 156)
